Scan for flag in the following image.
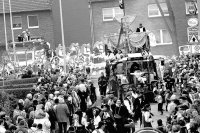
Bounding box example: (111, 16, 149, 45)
(119, 0, 124, 9)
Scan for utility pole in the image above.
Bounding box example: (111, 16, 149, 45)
(9, 0, 16, 64)
(2, 0, 8, 51)
(59, 0, 67, 74)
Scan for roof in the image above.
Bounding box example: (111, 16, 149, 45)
(90, 0, 115, 3)
(0, 0, 51, 13)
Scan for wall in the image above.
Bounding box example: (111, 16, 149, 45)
(52, 0, 91, 47)
(0, 10, 54, 48)
(91, 0, 178, 56)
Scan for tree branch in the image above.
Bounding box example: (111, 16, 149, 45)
(155, 0, 173, 36)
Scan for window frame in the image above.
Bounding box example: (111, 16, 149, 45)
(27, 15, 39, 29)
(13, 16, 22, 30)
(153, 29, 172, 45)
(185, 1, 198, 15)
(102, 7, 124, 21)
(148, 3, 169, 18)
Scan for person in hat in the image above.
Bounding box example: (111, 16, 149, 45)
(87, 106, 101, 131)
(99, 104, 115, 133)
(124, 92, 135, 117)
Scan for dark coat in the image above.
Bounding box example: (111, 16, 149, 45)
(55, 103, 70, 122)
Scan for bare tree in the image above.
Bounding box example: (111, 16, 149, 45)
(155, 0, 179, 55)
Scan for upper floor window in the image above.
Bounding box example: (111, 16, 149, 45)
(152, 29, 172, 45)
(102, 7, 124, 21)
(27, 15, 39, 28)
(13, 16, 22, 29)
(148, 3, 169, 17)
(185, 1, 198, 15)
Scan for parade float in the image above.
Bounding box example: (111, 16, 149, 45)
(104, 15, 160, 102)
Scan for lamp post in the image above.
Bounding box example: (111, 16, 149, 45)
(59, 0, 67, 74)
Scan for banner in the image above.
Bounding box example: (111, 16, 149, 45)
(129, 32, 147, 48)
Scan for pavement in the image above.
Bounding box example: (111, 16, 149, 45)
(91, 74, 168, 131)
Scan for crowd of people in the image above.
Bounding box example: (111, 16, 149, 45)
(0, 64, 137, 133)
(1, 52, 200, 133)
(152, 54, 200, 133)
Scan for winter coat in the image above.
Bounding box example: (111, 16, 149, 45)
(34, 113, 51, 133)
(55, 103, 70, 123)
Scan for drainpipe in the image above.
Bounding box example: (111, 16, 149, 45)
(197, 0, 200, 42)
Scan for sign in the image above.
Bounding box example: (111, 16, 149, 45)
(191, 45, 200, 53)
(187, 26, 199, 43)
(188, 18, 198, 27)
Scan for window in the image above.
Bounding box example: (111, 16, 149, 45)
(185, 1, 198, 15)
(152, 29, 172, 45)
(27, 15, 39, 28)
(13, 16, 22, 29)
(148, 3, 169, 17)
(102, 7, 124, 21)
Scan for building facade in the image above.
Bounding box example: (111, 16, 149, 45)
(90, 0, 199, 56)
(51, 0, 91, 48)
(0, 0, 54, 48)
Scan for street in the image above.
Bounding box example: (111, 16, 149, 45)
(91, 73, 168, 131)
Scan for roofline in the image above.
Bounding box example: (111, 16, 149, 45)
(0, 9, 52, 14)
(90, 0, 115, 3)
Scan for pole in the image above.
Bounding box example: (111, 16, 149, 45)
(8, 0, 16, 64)
(2, 0, 8, 51)
(197, 0, 200, 43)
(25, 50, 27, 66)
(2, 58, 5, 87)
(59, 0, 66, 74)
(88, 0, 94, 49)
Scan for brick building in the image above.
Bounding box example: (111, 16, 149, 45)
(0, 0, 54, 48)
(89, 0, 199, 56)
(51, 0, 91, 47)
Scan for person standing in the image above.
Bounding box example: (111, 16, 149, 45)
(142, 104, 153, 127)
(55, 98, 70, 133)
(98, 72, 108, 96)
(136, 23, 146, 33)
(155, 91, 163, 115)
(77, 78, 88, 112)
